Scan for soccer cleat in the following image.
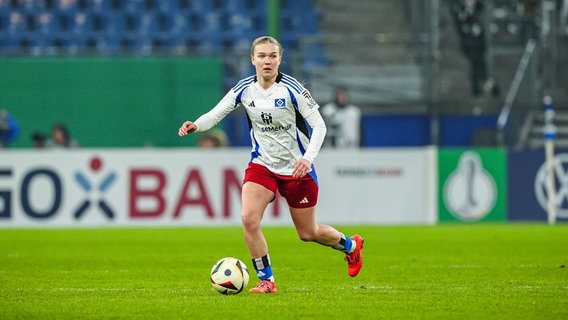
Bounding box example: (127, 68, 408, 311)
(345, 234, 364, 277)
(249, 280, 277, 293)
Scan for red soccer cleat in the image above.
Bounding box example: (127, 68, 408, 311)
(345, 234, 364, 277)
(249, 280, 278, 294)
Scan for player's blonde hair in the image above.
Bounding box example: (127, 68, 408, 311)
(251, 36, 283, 56)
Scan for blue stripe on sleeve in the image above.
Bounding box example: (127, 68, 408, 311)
(281, 74, 303, 92)
(232, 76, 255, 93)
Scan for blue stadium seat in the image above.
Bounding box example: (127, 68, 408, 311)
(123, 0, 145, 15)
(102, 12, 125, 36)
(280, 0, 315, 11)
(155, 12, 174, 34)
(281, 11, 320, 34)
(6, 10, 28, 35)
(197, 32, 224, 55)
(68, 12, 92, 36)
(90, 11, 105, 33)
(186, 0, 217, 15)
(55, 0, 80, 15)
(201, 12, 225, 33)
(125, 12, 158, 36)
(90, 0, 113, 13)
(0, 5, 10, 33)
(94, 34, 121, 54)
(249, 13, 266, 33)
(0, 0, 323, 59)
(121, 35, 153, 55)
(224, 0, 254, 12)
(22, 34, 57, 55)
(227, 13, 253, 37)
(36, 12, 60, 36)
(156, 1, 180, 14)
(280, 34, 299, 51)
(51, 10, 92, 55)
(169, 12, 191, 36)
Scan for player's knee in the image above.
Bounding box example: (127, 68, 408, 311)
(297, 229, 316, 242)
(241, 212, 261, 231)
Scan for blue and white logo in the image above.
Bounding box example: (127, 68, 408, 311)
(274, 98, 286, 108)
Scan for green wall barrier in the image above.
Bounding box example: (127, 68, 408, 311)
(0, 57, 222, 148)
(439, 148, 508, 222)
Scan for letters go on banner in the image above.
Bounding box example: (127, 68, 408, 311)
(0, 148, 436, 228)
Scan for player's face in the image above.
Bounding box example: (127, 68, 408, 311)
(251, 42, 282, 80)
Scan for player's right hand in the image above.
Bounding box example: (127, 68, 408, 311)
(178, 121, 198, 136)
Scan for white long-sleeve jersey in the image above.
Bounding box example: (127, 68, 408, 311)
(194, 73, 327, 176)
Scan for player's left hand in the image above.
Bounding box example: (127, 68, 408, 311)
(292, 158, 311, 178)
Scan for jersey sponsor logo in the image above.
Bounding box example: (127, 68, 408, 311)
(259, 111, 293, 133)
(261, 112, 273, 125)
(274, 98, 286, 108)
(260, 124, 292, 133)
(248, 101, 255, 108)
(301, 90, 317, 109)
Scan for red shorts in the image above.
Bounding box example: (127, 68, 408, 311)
(243, 162, 319, 208)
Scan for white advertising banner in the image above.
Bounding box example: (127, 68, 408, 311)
(0, 148, 437, 228)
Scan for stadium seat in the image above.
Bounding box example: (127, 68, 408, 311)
(156, 1, 180, 14)
(0, 0, 324, 61)
(0, 6, 10, 34)
(121, 35, 153, 55)
(102, 12, 125, 37)
(168, 13, 187, 41)
(95, 34, 121, 55)
(36, 12, 59, 36)
(7, 11, 28, 35)
(123, 0, 145, 15)
(227, 13, 253, 37)
(280, 34, 299, 51)
(68, 12, 92, 35)
(186, 0, 217, 15)
(201, 12, 226, 33)
(90, 0, 113, 13)
(132, 12, 158, 36)
(55, 0, 80, 15)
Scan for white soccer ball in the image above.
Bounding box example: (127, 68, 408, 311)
(210, 257, 250, 295)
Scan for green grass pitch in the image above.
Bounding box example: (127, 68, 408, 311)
(1, 224, 567, 319)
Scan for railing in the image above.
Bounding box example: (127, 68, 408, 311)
(496, 38, 538, 147)
(296, 32, 436, 109)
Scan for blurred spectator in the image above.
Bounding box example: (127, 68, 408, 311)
(197, 129, 228, 149)
(518, 0, 538, 44)
(451, 0, 500, 98)
(46, 123, 80, 148)
(561, 0, 568, 34)
(320, 86, 362, 148)
(31, 131, 48, 148)
(0, 108, 19, 148)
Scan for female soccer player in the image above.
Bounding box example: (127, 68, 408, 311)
(178, 36, 364, 293)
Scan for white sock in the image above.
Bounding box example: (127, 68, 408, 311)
(349, 240, 357, 254)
